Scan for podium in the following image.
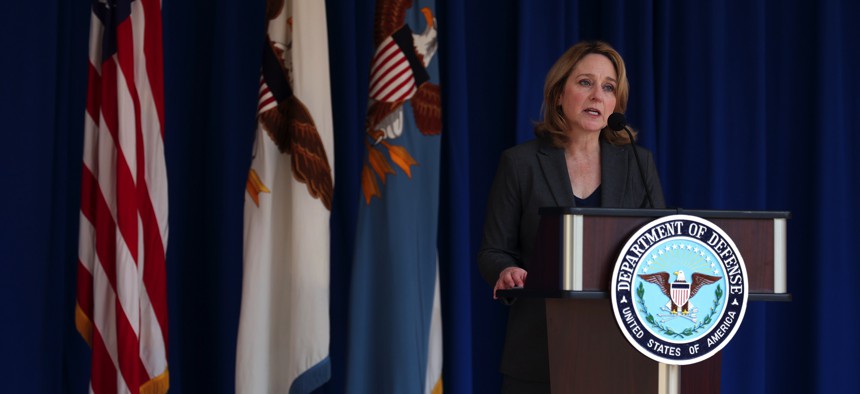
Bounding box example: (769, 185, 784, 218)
(498, 207, 791, 394)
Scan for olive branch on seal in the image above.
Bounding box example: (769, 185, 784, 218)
(636, 282, 724, 339)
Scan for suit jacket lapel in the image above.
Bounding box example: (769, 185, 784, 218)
(536, 138, 630, 207)
(601, 140, 628, 207)
(537, 140, 574, 206)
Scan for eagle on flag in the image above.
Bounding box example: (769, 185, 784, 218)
(639, 271, 722, 315)
(250, 0, 334, 210)
(361, 0, 442, 204)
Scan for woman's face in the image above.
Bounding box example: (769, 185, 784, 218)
(558, 54, 618, 136)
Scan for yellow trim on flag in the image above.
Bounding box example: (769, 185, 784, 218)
(432, 376, 443, 394)
(75, 302, 93, 348)
(140, 368, 170, 394)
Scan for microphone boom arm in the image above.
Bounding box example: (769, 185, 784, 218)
(620, 125, 655, 209)
(608, 112, 655, 209)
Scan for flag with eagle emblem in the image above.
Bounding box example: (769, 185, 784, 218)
(235, 0, 334, 392)
(348, 0, 443, 393)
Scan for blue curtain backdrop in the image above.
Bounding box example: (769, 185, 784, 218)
(1, 0, 858, 393)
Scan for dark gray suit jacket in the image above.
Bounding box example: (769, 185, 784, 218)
(477, 136, 665, 382)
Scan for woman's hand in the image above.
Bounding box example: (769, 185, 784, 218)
(493, 267, 527, 299)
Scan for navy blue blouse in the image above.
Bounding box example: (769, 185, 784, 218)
(574, 184, 602, 207)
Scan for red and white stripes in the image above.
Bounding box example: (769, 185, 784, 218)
(368, 36, 418, 103)
(258, 75, 277, 114)
(76, 1, 169, 393)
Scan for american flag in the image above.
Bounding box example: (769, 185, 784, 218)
(75, 0, 169, 393)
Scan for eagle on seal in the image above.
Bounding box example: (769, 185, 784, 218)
(639, 270, 722, 315)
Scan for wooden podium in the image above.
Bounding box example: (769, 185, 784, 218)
(498, 208, 791, 394)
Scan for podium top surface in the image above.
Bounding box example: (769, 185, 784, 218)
(538, 207, 791, 219)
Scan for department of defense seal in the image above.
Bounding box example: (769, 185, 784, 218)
(610, 214, 748, 365)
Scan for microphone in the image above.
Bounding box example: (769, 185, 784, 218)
(607, 113, 655, 208)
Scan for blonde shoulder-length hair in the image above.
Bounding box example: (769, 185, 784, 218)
(534, 41, 635, 147)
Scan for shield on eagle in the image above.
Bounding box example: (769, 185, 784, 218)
(670, 282, 691, 311)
